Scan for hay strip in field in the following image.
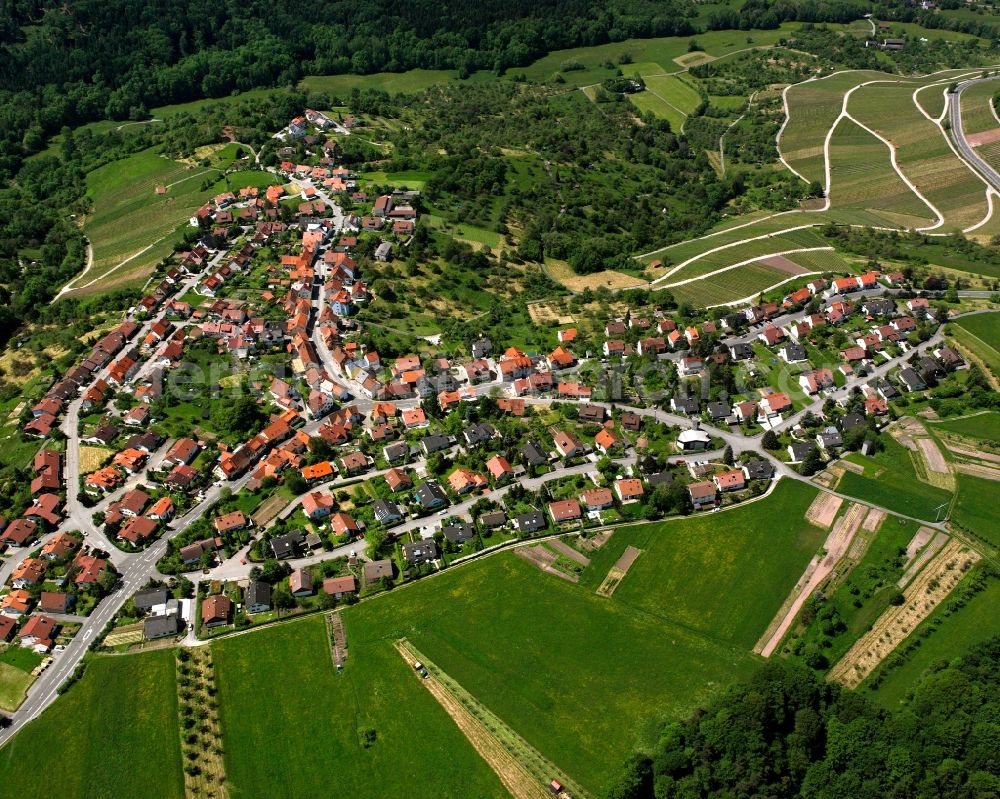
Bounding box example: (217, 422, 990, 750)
(395, 640, 585, 799)
(758, 254, 812, 275)
(756, 502, 868, 657)
(804, 493, 844, 528)
(956, 462, 1000, 481)
(326, 611, 348, 668)
(595, 546, 642, 597)
(829, 539, 978, 688)
(515, 545, 578, 583)
(548, 539, 590, 567)
(898, 529, 948, 587)
(79, 445, 114, 474)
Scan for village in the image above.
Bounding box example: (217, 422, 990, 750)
(0, 107, 971, 730)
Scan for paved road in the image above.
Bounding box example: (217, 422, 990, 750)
(950, 77, 1000, 192)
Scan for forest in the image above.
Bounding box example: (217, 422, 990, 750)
(605, 635, 1000, 798)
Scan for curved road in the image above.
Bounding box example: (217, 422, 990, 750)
(950, 77, 1000, 193)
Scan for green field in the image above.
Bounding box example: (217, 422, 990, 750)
(222, 169, 282, 191)
(300, 69, 468, 95)
(360, 169, 431, 190)
(950, 312, 1000, 376)
(930, 411, 1000, 440)
(78, 148, 221, 293)
(0, 661, 34, 712)
(0, 651, 183, 799)
(867, 573, 1000, 707)
(669, 260, 797, 307)
(214, 480, 823, 796)
(913, 81, 949, 120)
(629, 74, 704, 130)
(959, 78, 1000, 135)
(214, 618, 508, 799)
(840, 436, 953, 521)
(952, 472, 1000, 549)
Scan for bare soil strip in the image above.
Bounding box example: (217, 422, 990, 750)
(757, 503, 868, 657)
(395, 640, 586, 799)
(967, 128, 1000, 146)
(829, 539, 979, 689)
(326, 612, 348, 668)
(915, 437, 949, 473)
(805, 493, 844, 528)
(596, 546, 642, 598)
(903, 526, 935, 565)
(515, 545, 579, 583)
(862, 508, 887, 532)
(252, 493, 287, 527)
(947, 444, 1000, 465)
(898, 530, 948, 588)
(957, 462, 1000, 481)
(758, 254, 811, 274)
(548, 539, 591, 567)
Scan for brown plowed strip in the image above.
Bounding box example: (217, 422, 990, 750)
(862, 508, 886, 532)
(968, 128, 1000, 147)
(515, 545, 578, 583)
(756, 502, 868, 656)
(915, 438, 948, 473)
(548, 539, 590, 566)
(829, 539, 979, 688)
(758, 254, 811, 275)
(903, 526, 935, 565)
(805, 492, 843, 528)
(957, 462, 1000, 480)
(395, 643, 551, 799)
(948, 444, 1000, 465)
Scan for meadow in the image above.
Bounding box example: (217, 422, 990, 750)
(213, 617, 508, 799)
(951, 472, 1000, 550)
(0, 651, 183, 799)
(628, 73, 705, 130)
(930, 411, 1000, 440)
(867, 572, 1000, 708)
(950, 312, 1000, 377)
(76, 148, 220, 294)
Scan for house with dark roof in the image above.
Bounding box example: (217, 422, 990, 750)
(270, 531, 305, 560)
(513, 511, 546, 533)
(245, 581, 272, 614)
(402, 540, 439, 564)
(415, 481, 448, 510)
(144, 615, 181, 640)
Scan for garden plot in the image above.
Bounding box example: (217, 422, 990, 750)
(804, 492, 843, 528)
(595, 546, 642, 597)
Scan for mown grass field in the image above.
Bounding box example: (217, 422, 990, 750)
(913, 81, 949, 120)
(840, 436, 953, 521)
(629, 73, 704, 130)
(79, 148, 220, 293)
(849, 82, 990, 232)
(867, 571, 1000, 707)
(950, 312, 1000, 377)
(214, 618, 508, 799)
(826, 118, 936, 229)
(0, 651, 183, 799)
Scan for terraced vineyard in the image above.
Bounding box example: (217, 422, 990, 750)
(958, 78, 1000, 135)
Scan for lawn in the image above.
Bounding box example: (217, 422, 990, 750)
(867, 572, 1000, 708)
(0, 646, 38, 711)
(0, 651, 183, 799)
(213, 615, 509, 799)
(840, 436, 953, 521)
(360, 169, 431, 190)
(951, 472, 1000, 550)
(950, 312, 1000, 377)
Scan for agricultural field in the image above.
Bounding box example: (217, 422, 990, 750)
(668, 260, 800, 307)
(214, 618, 508, 799)
(826, 118, 936, 229)
(839, 436, 953, 521)
(0, 651, 183, 799)
(849, 82, 990, 232)
(0, 647, 41, 711)
(628, 73, 704, 130)
(74, 148, 221, 295)
(299, 69, 475, 96)
(779, 70, 888, 184)
(950, 312, 1000, 377)
(958, 78, 1000, 135)
(867, 571, 1000, 707)
(930, 411, 1000, 440)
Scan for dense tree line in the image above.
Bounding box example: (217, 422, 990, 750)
(606, 635, 1000, 798)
